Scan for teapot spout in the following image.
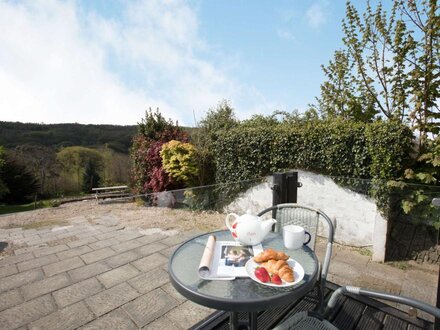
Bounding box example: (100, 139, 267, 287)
(261, 219, 277, 236)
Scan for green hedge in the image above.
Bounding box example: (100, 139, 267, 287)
(213, 119, 413, 191)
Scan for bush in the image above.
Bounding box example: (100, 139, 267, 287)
(130, 109, 189, 194)
(0, 153, 39, 203)
(212, 118, 413, 213)
(160, 140, 199, 186)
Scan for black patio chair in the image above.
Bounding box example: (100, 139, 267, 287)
(272, 285, 440, 329)
(257, 203, 334, 312)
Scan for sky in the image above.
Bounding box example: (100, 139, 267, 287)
(0, 0, 365, 127)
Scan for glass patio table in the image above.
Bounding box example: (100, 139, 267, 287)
(169, 230, 319, 330)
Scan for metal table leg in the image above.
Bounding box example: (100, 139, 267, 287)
(230, 312, 239, 330)
(229, 311, 258, 330)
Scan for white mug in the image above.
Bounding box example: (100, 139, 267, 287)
(283, 225, 311, 250)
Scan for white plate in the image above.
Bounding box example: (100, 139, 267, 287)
(245, 258, 305, 287)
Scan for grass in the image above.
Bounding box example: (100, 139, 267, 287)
(0, 202, 37, 215)
(23, 220, 69, 230)
(0, 200, 60, 216)
(388, 261, 411, 270)
(353, 246, 373, 257)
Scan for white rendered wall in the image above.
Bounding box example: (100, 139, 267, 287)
(225, 170, 387, 262)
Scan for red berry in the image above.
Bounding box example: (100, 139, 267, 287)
(254, 267, 270, 283)
(271, 274, 282, 285)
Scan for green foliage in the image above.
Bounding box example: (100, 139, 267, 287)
(192, 100, 238, 187)
(392, 136, 440, 227)
(318, 49, 378, 121)
(0, 153, 39, 203)
(137, 108, 176, 140)
(82, 160, 101, 193)
(213, 118, 412, 213)
(364, 121, 414, 212)
(315, 0, 439, 225)
(57, 146, 103, 191)
(160, 140, 199, 186)
(0, 121, 136, 153)
(12, 144, 58, 197)
(130, 109, 189, 194)
(0, 146, 8, 199)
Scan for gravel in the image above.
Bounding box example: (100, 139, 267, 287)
(0, 200, 226, 233)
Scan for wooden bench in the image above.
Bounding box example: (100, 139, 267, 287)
(92, 186, 130, 204)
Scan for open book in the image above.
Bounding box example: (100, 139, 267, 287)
(198, 235, 263, 280)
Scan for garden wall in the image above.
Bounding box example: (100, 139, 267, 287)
(226, 170, 387, 262)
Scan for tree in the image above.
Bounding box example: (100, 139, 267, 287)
(82, 160, 101, 193)
(320, 0, 439, 225)
(318, 50, 378, 121)
(193, 100, 238, 186)
(130, 108, 188, 193)
(137, 107, 175, 140)
(0, 146, 8, 199)
(318, 0, 439, 135)
(57, 146, 103, 191)
(401, 0, 440, 149)
(0, 153, 39, 203)
(12, 145, 58, 196)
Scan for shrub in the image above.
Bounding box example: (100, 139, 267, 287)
(160, 140, 199, 186)
(130, 109, 189, 194)
(212, 118, 413, 214)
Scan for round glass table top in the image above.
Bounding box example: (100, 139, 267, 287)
(169, 230, 319, 312)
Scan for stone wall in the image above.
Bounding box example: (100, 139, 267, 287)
(226, 170, 387, 262)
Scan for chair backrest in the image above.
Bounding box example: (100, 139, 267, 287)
(258, 203, 334, 312)
(258, 204, 320, 250)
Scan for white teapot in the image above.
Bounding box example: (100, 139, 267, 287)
(225, 210, 276, 245)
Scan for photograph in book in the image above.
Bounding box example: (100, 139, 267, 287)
(198, 235, 263, 280)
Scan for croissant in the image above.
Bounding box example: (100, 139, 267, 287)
(261, 259, 294, 282)
(253, 248, 289, 263)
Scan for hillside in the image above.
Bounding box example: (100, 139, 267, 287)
(0, 121, 137, 153)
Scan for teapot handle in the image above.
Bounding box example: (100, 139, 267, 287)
(225, 213, 239, 231)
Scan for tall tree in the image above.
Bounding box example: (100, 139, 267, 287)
(318, 49, 378, 121)
(82, 160, 101, 193)
(57, 146, 103, 190)
(0, 153, 39, 203)
(317, 0, 439, 138)
(12, 145, 58, 196)
(0, 146, 8, 198)
(401, 0, 440, 149)
(193, 100, 238, 185)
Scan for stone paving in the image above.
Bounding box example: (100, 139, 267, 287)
(0, 217, 213, 330)
(0, 215, 437, 329)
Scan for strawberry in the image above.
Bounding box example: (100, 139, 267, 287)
(254, 267, 270, 283)
(271, 274, 282, 285)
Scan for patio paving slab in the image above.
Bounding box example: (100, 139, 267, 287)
(0, 294, 56, 330)
(29, 301, 95, 330)
(80, 308, 137, 330)
(0, 217, 436, 329)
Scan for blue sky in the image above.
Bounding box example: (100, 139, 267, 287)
(0, 0, 371, 126)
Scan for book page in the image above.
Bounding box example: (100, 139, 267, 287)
(211, 241, 263, 278)
(198, 235, 263, 280)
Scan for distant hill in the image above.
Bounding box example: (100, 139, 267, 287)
(0, 121, 137, 153)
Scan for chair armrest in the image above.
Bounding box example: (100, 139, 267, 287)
(325, 286, 440, 319)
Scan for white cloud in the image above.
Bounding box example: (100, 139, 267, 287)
(277, 29, 296, 41)
(0, 0, 275, 126)
(306, 4, 327, 29)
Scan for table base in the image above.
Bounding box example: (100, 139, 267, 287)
(230, 311, 257, 330)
